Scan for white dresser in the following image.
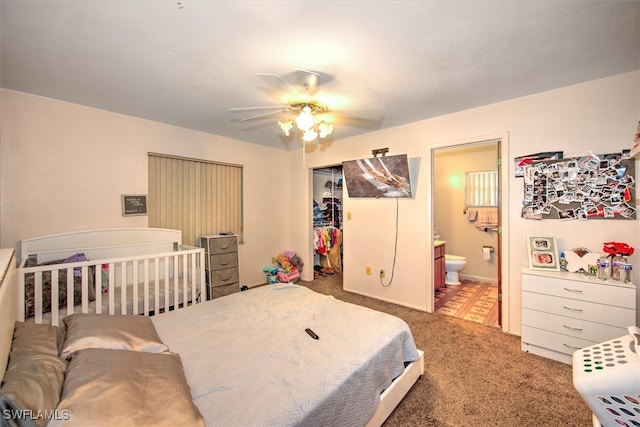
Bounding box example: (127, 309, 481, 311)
(521, 268, 636, 364)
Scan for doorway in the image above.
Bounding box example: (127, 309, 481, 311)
(312, 166, 344, 277)
(431, 139, 502, 327)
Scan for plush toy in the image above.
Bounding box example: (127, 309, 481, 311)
(275, 254, 293, 272)
(289, 255, 304, 273)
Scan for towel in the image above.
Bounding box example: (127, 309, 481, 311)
(466, 208, 478, 220)
(475, 208, 498, 231)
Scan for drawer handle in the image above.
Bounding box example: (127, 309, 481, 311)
(562, 287, 583, 293)
(563, 324, 583, 332)
(562, 306, 584, 313)
(562, 343, 582, 350)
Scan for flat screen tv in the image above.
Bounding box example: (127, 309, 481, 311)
(342, 154, 412, 198)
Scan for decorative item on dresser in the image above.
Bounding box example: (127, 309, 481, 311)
(521, 267, 636, 364)
(197, 234, 240, 299)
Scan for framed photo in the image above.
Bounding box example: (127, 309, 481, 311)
(121, 194, 147, 216)
(527, 236, 560, 271)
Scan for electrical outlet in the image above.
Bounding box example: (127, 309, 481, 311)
(380, 269, 385, 278)
(366, 266, 371, 275)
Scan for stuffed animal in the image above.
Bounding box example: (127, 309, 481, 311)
(276, 253, 293, 272)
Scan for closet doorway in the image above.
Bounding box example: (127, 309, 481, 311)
(431, 139, 503, 328)
(312, 166, 343, 278)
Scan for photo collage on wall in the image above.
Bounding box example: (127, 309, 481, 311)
(521, 151, 636, 220)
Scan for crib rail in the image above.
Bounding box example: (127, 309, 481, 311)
(19, 244, 205, 326)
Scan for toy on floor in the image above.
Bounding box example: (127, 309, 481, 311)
(274, 251, 303, 283)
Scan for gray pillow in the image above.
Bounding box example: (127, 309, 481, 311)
(61, 313, 169, 359)
(0, 322, 67, 427)
(10, 321, 65, 357)
(51, 348, 204, 427)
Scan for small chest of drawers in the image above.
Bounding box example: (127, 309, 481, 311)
(197, 235, 240, 299)
(521, 268, 636, 364)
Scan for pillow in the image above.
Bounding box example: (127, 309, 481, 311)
(24, 257, 97, 318)
(9, 321, 65, 357)
(50, 348, 204, 427)
(61, 313, 169, 359)
(0, 322, 67, 427)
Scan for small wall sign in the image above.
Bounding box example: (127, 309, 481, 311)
(121, 194, 147, 216)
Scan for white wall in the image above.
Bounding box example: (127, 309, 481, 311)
(0, 89, 291, 286)
(289, 71, 640, 334)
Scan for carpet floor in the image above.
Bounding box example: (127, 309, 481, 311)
(299, 274, 593, 427)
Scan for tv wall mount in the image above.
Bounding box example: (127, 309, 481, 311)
(371, 148, 389, 158)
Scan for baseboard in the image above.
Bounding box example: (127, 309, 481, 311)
(345, 287, 428, 312)
(459, 273, 497, 285)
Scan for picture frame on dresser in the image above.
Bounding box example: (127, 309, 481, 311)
(527, 235, 560, 271)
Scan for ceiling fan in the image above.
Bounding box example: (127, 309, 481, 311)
(229, 69, 384, 142)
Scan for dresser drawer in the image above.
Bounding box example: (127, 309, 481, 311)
(522, 309, 629, 343)
(522, 291, 635, 326)
(522, 273, 635, 308)
(209, 282, 239, 299)
(522, 325, 595, 357)
(199, 236, 238, 255)
(206, 252, 238, 270)
(207, 267, 239, 286)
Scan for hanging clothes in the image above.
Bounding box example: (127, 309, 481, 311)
(314, 226, 342, 271)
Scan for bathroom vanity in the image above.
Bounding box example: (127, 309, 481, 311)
(434, 241, 446, 291)
(521, 268, 636, 364)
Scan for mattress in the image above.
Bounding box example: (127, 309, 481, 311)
(151, 283, 420, 427)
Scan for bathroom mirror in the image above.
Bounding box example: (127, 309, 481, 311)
(465, 170, 498, 207)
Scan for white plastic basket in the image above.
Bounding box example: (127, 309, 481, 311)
(573, 326, 640, 427)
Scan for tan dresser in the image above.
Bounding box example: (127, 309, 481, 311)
(197, 235, 239, 299)
(521, 267, 636, 364)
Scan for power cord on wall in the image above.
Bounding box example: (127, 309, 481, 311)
(380, 197, 399, 288)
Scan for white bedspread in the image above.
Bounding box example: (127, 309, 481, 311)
(152, 284, 419, 427)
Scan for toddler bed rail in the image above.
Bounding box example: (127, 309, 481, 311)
(17, 228, 206, 326)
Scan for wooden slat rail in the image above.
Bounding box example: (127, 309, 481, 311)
(18, 245, 205, 326)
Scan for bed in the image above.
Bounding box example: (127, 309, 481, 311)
(0, 229, 424, 426)
(16, 228, 206, 325)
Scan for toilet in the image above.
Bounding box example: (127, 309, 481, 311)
(445, 254, 467, 286)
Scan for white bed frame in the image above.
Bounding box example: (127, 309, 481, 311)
(17, 228, 206, 325)
(367, 349, 424, 426)
(0, 228, 423, 425)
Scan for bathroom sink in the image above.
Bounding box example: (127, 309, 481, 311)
(434, 240, 446, 247)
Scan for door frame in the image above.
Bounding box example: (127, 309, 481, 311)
(426, 132, 510, 332)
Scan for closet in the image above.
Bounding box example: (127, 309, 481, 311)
(313, 167, 343, 275)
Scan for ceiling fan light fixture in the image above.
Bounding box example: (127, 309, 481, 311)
(318, 122, 334, 139)
(302, 129, 318, 142)
(278, 119, 294, 136)
(277, 101, 333, 142)
(295, 106, 315, 131)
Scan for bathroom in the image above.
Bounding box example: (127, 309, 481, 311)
(433, 141, 500, 326)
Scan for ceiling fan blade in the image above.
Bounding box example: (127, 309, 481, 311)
(231, 109, 288, 122)
(256, 73, 295, 93)
(332, 108, 384, 121)
(229, 105, 289, 112)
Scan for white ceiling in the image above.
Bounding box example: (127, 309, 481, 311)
(2, 1, 639, 150)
